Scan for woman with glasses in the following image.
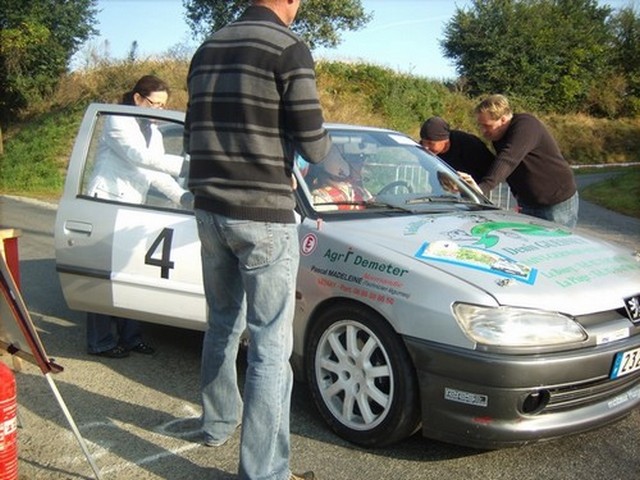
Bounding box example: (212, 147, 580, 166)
(86, 74, 192, 207)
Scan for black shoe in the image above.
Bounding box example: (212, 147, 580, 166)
(89, 345, 129, 358)
(129, 342, 155, 355)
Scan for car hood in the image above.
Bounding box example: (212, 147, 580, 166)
(329, 210, 640, 316)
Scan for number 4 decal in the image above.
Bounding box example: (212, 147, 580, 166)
(145, 228, 175, 279)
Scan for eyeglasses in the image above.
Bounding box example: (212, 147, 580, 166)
(142, 94, 165, 109)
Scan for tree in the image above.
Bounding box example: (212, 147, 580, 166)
(607, 5, 640, 116)
(183, 0, 372, 49)
(441, 0, 612, 113)
(0, 0, 98, 125)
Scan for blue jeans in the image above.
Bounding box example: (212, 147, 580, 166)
(86, 313, 143, 353)
(195, 209, 299, 480)
(519, 191, 579, 228)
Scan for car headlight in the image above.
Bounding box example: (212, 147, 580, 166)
(453, 303, 587, 347)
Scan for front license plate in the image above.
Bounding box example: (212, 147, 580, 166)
(610, 347, 640, 379)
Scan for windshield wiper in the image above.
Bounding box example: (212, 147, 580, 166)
(405, 195, 500, 210)
(405, 194, 466, 204)
(313, 200, 413, 213)
(365, 200, 414, 212)
(313, 201, 367, 208)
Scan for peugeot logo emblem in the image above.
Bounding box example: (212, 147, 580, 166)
(624, 294, 640, 322)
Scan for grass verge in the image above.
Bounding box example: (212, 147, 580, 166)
(580, 167, 640, 218)
(1, 105, 85, 199)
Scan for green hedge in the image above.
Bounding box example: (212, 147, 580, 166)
(2, 59, 639, 197)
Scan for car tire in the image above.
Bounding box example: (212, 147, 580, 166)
(305, 303, 421, 447)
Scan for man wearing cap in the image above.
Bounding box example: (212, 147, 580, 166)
(419, 116, 495, 183)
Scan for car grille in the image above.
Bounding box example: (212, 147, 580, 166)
(543, 371, 640, 413)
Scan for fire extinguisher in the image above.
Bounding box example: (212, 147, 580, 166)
(0, 361, 18, 480)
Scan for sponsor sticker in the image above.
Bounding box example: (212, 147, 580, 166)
(444, 388, 488, 407)
(301, 233, 318, 256)
(596, 328, 629, 345)
(415, 240, 537, 285)
(607, 385, 640, 408)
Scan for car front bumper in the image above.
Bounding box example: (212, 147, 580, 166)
(404, 336, 640, 449)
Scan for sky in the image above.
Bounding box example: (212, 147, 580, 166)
(76, 0, 634, 80)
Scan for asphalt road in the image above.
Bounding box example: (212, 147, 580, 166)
(1, 175, 639, 480)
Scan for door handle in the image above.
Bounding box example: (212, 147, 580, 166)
(64, 220, 93, 235)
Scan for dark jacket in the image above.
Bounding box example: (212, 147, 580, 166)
(184, 6, 331, 223)
(439, 130, 494, 182)
(478, 113, 576, 206)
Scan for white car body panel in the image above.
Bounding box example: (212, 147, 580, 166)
(55, 103, 640, 449)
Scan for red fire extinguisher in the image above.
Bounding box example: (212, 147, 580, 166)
(0, 361, 18, 480)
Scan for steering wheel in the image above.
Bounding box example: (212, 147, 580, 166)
(377, 180, 414, 196)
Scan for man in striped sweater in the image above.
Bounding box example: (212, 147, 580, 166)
(184, 1, 331, 479)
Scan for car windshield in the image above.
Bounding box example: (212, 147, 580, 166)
(296, 127, 490, 214)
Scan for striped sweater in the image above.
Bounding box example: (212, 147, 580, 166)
(184, 5, 331, 223)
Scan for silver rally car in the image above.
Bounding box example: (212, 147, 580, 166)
(55, 104, 640, 449)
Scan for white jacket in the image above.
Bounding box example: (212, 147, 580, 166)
(87, 114, 186, 205)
